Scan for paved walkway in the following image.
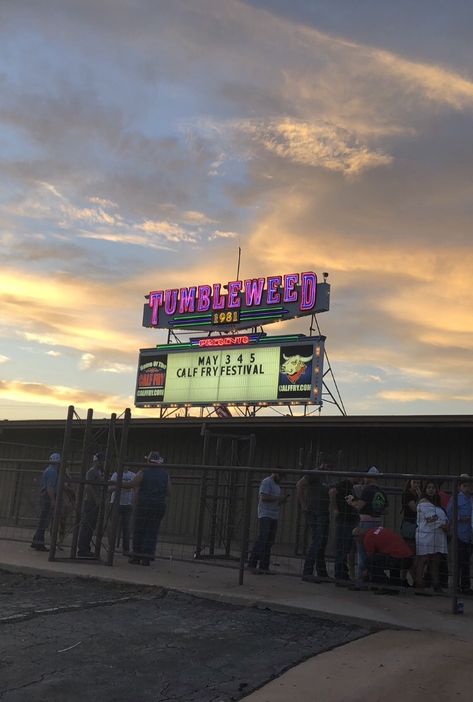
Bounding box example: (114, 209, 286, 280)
(242, 630, 473, 702)
(2, 540, 473, 701)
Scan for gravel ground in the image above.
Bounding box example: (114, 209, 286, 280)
(0, 570, 371, 702)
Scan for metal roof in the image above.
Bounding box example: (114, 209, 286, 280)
(1, 414, 473, 430)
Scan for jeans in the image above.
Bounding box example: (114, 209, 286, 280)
(32, 493, 52, 545)
(303, 513, 330, 577)
(334, 519, 357, 580)
(368, 554, 412, 586)
(132, 502, 166, 559)
(357, 519, 382, 582)
(78, 500, 99, 554)
(457, 540, 472, 591)
(248, 517, 278, 571)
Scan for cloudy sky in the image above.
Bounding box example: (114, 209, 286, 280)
(1, 0, 473, 419)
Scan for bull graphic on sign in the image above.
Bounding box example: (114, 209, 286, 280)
(280, 353, 313, 384)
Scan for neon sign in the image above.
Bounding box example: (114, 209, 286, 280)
(143, 272, 330, 332)
(190, 334, 260, 348)
(135, 336, 325, 408)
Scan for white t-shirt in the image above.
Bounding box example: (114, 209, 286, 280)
(416, 500, 448, 555)
(258, 476, 281, 520)
(110, 470, 136, 506)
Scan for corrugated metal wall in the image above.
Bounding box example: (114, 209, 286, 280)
(1, 415, 473, 472)
(1, 416, 473, 551)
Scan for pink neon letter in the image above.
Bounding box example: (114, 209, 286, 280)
(266, 276, 282, 305)
(212, 284, 226, 310)
(283, 273, 299, 303)
(179, 287, 196, 314)
(164, 289, 178, 315)
(197, 285, 212, 312)
(149, 290, 163, 325)
(300, 272, 317, 311)
(244, 278, 265, 307)
(227, 281, 242, 308)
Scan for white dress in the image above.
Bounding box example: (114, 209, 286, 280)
(415, 500, 448, 555)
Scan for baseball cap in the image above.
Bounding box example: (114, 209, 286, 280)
(145, 451, 164, 464)
(367, 466, 380, 475)
(49, 453, 61, 463)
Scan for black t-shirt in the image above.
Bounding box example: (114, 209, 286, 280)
(334, 480, 359, 522)
(402, 489, 418, 522)
(360, 483, 388, 517)
(306, 474, 330, 515)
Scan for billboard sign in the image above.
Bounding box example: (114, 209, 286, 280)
(135, 336, 325, 407)
(143, 272, 330, 332)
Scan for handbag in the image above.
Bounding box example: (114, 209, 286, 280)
(400, 519, 416, 540)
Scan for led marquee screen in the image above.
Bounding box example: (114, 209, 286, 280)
(135, 337, 325, 407)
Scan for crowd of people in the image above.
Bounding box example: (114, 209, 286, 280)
(248, 466, 473, 596)
(30, 450, 170, 566)
(29, 452, 473, 594)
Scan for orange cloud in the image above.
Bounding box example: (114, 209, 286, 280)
(0, 379, 132, 416)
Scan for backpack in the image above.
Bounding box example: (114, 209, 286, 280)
(370, 489, 388, 516)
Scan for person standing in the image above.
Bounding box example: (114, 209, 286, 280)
(109, 466, 136, 556)
(447, 475, 473, 595)
(298, 461, 334, 583)
(401, 479, 421, 543)
(128, 451, 170, 566)
(248, 469, 287, 575)
(415, 481, 449, 594)
(58, 476, 76, 549)
(330, 476, 360, 585)
(30, 453, 61, 551)
(77, 453, 105, 558)
(347, 466, 388, 590)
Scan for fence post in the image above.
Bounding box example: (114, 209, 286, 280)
(94, 412, 117, 558)
(11, 464, 22, 524)
(238, 434, 256, 585)
(224, 439, 238, 557)
(49, 405, 74, 561)
(194, 429, 210, 558)
(70, 408, 94, 559)
(238, 469, 253, 586)
(451, 477, 459, 614)
(107, 408, 131, 566)
(208, 437, 222, 556)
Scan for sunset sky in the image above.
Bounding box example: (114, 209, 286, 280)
(1, 0, 473, 420)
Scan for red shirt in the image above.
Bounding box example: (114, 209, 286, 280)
(438, 490, 450, 511)
(364, 527, 413, 559)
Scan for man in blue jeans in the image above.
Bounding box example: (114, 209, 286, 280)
(347, 466, 388, 590)
(31, 453, 61, 551)
(298, 461, 334, 583)
(447, 475, 473, 595)
(330, 476, 360, 585)
(248, 469, 288, 575)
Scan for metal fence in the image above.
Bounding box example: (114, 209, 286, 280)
(0, 405, 471, 616)
(1, 457, 470, 613)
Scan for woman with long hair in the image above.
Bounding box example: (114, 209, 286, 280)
(415, 481, 448, 594)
